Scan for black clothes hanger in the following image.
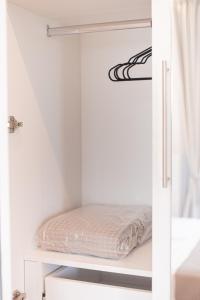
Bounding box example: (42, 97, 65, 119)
(108, 46, 152, 82)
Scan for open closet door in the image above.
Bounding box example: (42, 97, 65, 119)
(152, 0, 172, 299)
(0, 0, 12, 299)
(7, 3, 82, 294)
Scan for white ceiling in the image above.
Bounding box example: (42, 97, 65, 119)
(8, 0, 151, 24)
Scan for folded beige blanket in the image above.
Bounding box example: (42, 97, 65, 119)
(37, 205, 152, 259)
(175, 240, 200, 300)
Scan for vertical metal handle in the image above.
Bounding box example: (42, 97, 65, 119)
(162, 60, 169, 188)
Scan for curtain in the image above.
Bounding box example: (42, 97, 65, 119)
(173, 0, 200, 217)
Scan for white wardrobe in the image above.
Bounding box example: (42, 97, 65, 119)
(0, 0, 172, 299)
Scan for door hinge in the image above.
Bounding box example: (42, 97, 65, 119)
(13, 290, 26, 300)
(8, 115, 24, 133)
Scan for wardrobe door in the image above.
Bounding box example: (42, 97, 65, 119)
(0, 0, 12, 299)
(152, 1, 172, 300)
(7, 3, 81, 294)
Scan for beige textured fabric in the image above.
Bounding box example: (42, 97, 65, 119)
(37, 205, 152, 259)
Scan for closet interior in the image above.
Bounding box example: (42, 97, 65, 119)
(7, 1, 152, 299)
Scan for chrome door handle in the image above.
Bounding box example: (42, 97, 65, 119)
(162, 61, 170, 188)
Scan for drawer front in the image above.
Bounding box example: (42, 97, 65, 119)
(46, 276, 152, 300)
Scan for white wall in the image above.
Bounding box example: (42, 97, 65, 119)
(8, 4, 81, 291)
(81, 29, 152, 206)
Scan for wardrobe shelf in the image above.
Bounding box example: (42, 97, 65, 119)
(25, 240, 152, 278)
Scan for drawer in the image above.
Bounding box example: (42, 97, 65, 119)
(45, 267, 152, 300)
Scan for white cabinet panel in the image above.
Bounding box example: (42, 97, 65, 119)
(152, 0, 172, 299)
(45, 268, 152, 300)
(4, 1, 172, 300)
(7, 4, 81, 291)
(0, 0, 12, 299)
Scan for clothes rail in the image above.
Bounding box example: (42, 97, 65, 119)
(47, 19, 152, 37)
